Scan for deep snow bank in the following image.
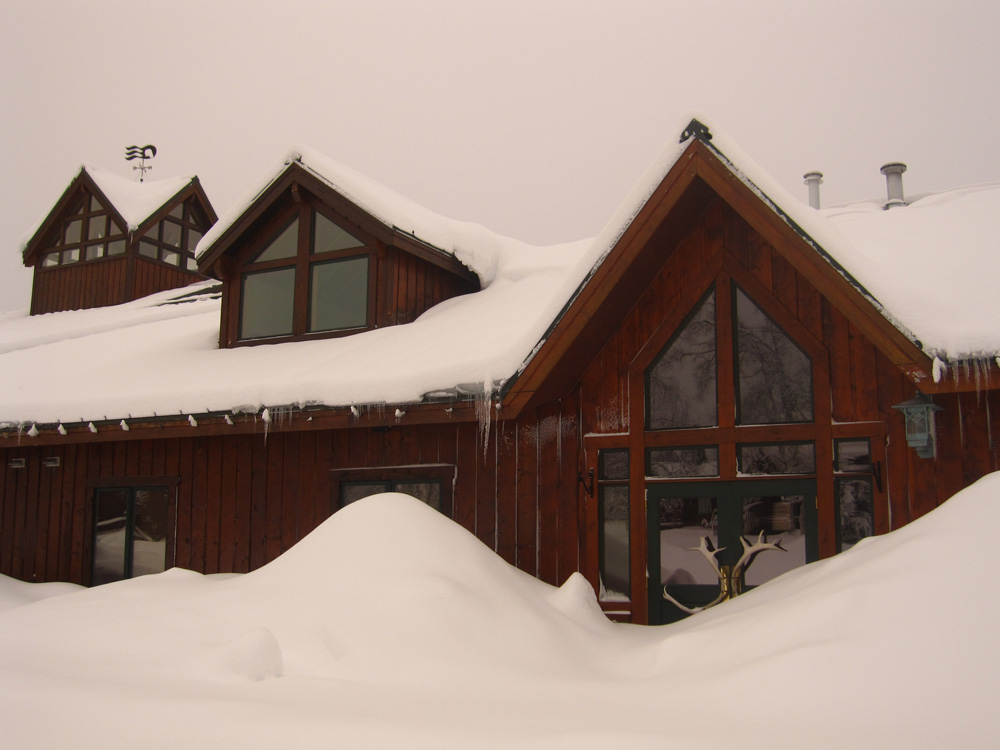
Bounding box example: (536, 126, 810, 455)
(2, 480, 1000, 748)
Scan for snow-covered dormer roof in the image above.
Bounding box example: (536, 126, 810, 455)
(196, 146, 530, 285)
(20, 166, 204, 259)
(84, 166, 197, 232)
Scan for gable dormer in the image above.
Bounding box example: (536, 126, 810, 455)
(197, 154, 480, 348)
(21, 166, 217, 315)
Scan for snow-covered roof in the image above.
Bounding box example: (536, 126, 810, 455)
(2, 115, 998, 430)
(566, 113, 1000, 364)
(20, 166, 198, 251)
(196, 146, 530, 284)
(85, 166, 196, 232)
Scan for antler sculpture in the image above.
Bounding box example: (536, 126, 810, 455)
(662, 532, 785, 615)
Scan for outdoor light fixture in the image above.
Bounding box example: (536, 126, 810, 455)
(892, 392, 942, 458)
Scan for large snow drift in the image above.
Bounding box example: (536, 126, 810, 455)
(2, 476, 999, 748)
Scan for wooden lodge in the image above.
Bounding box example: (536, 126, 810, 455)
(3, 120, 998, 624)
(20, 165, 216, 315)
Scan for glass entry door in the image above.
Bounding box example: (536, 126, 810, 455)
(647, 479, 817, 624)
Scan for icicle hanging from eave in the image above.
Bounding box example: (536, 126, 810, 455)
(933, 356, 946, 383)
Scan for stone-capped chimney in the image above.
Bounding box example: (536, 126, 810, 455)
(880, 162, 907, 209)
(803, 171, 823, 209)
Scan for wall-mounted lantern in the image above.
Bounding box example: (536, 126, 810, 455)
(892, 392, 942, 458)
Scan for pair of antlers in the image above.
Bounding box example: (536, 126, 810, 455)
(662, 532, 785, 615)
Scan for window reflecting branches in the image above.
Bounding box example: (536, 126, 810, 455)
(647, 446, 719, 478)
(739, 442, 815, 475)
(837, 478, 874, 550)
(647, 291, 717, 430)
(599, 485, 630, 598)
(658, 496, 718, 586)
(735, 288, 813, 424)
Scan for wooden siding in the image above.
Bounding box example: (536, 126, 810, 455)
(30, 257, 130, 315)
(575, 196, 1000, 535)
(131, 257, 205, 302)
(29, 255, 204, 315)
(0, 397, 582, 588)
(378, 246, 476, 327)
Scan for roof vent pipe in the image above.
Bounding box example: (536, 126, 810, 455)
(803, 171, 824, 209)
(880, 162, 907, 209)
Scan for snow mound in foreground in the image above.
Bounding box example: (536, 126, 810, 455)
(3, 481, 1000, 748)
(0, 494, 617, 688)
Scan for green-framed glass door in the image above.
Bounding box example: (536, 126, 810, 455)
(647, 479, 817, 624)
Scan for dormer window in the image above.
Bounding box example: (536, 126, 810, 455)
(136, 203, 206, 272)
(237, 207, 373, 342)
(38, 196, 127, 268)
(204, 162, 480, 349)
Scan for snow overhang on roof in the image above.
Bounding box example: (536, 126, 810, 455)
(3, 114, 999, 435)
(20, 166, 200, 258)
(506, 112, 1000, 397)
(196, 146, 529, 286)
(84, 166, 198, 231)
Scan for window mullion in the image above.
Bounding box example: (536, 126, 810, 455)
(293, 206, 312, 335)
(124, 489, 135, 579)
(716, 275, 737, 478)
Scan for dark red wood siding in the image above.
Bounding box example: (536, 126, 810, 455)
(30, 256, 204, 315)
(573, 195, 1000, 549)
(1, 398, 581, 587)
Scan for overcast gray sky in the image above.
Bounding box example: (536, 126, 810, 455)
(2, 0, 998, 312)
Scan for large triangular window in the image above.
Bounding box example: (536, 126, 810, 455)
(734, 288, 813, 424)
(646, 283, 813, 430)
(646, 289, 718, 430)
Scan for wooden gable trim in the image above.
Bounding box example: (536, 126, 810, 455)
(23, 172, 216, 271)
(22, 170, 130, 267)
(500, 147, 718, 416)
(502, 139, 946, 418)
(685, 143, 934, 386)
(198, 163, 476, 286)
(130, 178, 218, 241)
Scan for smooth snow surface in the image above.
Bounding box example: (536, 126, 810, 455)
(2, 479, 999, 748)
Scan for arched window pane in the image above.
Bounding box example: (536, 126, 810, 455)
(253, 218, 299, 262)
(646, 290, 717, 430)
(735, 288, 812, 425)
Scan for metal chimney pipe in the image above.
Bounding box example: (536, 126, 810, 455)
(880, 162, 907, 209)
(803, 171, 824, 209)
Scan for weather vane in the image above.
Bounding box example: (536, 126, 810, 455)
(125, 144, 157, 182)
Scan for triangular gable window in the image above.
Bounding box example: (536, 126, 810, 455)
(646, 289, 718, 430)
(253, 218, 299, 262)
(735, 288, 813, 424)
(646, 284, 813, 430)
(313, 213, 364, 254)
